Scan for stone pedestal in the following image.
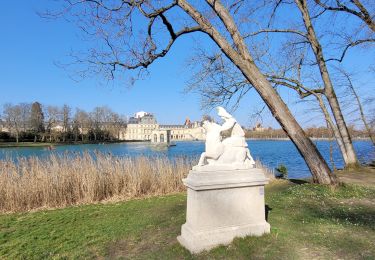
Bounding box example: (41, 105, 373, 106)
(177, 168, 270, 253)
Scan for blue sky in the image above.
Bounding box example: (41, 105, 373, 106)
(0, 1, 373, 128)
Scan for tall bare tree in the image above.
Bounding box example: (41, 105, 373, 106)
(3, 104, 23, 143)
(62, 104, 71, 142)
(294, 0, 359, 166)
(109, 112, 126, 140)
(336, 68, 375, 145)
(48, 0, 338, 184)
(90, 107, 104, 141)
(19, 103, 32, 132)
(45, 105, 62, 142)
(74, 108, 90, 142)
(244, 0, 373, 167)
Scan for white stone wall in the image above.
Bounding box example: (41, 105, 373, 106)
(119, 121, 205, 141)
(150, 129, 171, 143)
(122, 123, 158, 140)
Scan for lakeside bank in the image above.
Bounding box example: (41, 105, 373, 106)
(0, 140, 373, 180)
(1, 180, 374, 259)
(0, 140, 136, 148)
(0, 136, 372, 148)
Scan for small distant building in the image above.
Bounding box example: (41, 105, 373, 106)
(135, 111, 147, 119)
(51, 125, 64, 132)
(151, 129, 171, 144)
(253, 122, 265, 132)
(0, 119, 10, 133)
(160, 121, 205, 141)
(124, 112, 158, 141)
(184, 117, 191, 126)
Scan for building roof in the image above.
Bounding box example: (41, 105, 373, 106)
(135, 111, 148, 118)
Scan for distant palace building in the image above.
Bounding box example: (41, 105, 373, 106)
(252, 122, 265, 132)
(120, 112, 205, 141)
(122, 112, 158, 141)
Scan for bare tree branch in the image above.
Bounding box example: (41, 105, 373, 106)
(325, 38, 375, 62)
(314, 0, 375, 32)
(246, 29, 308, 39)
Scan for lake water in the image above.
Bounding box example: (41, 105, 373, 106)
(0, 140, 373, 179)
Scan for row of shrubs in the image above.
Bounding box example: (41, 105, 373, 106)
(0, 130, 119, 143)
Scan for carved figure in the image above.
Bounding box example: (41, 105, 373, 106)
(196, 120, 224, 167)
(194, 107, 255, 171)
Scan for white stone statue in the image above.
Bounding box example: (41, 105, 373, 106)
(193, 106, 255, 171)
(178, 107, 269, 253)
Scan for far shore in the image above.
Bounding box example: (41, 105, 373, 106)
(0, 137, 370, 148)
(246, 137, 371, 141)
(0, 137, 371, 148)
(0, 140, 130, 148)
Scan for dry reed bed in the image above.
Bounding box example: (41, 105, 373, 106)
(0, 153, 193, 213)
(0, 153, 274, 213)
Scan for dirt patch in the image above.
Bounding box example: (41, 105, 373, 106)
(338, 198, 375, 207)
(297, 245, 336, 260)
(336, 167, 375, 187)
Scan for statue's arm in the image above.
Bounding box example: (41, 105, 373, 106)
(220, 118, 236, 132)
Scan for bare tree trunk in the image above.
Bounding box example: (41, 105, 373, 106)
(179, 0, 337, 184)
(329, 132, 335, 171)
(242, 63, 337, 184)
(344, 72, 375, 145)
(295, 0, 358, 167)
(316, 94, 349, 163)
(352, 0, 375, 32)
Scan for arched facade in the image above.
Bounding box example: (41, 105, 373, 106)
(151, 129, 171, 144)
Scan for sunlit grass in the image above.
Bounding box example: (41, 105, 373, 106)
(0, 181, 374, 259)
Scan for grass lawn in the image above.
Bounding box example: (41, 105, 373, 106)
(0, 181, 374, 259)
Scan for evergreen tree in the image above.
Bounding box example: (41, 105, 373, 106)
(30, 102, 45, 141)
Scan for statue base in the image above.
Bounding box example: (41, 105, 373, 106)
(177, 168, 270, 253)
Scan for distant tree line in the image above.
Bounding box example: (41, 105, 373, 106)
(0, 102, 127, 143)
(245, 126, 371, 139)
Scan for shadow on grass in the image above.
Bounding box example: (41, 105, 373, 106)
(265, 205, 272, 221)
(288, 179, 310, 185)
(304, 201, 375, 230)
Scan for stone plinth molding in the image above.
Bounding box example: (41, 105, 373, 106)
(177, 168, 270, 253)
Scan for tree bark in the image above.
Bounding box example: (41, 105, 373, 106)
(316, 94, 349, 163)
(179, 0, 337, 184)
(344, 73, 375, 145)
(240, 62, 337, 184)
(352, 0, 375, 32)
(295, 0, 358, 167)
